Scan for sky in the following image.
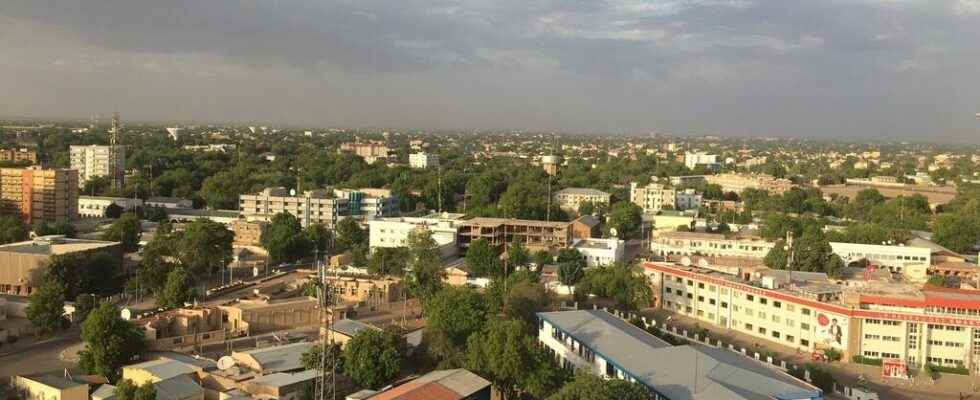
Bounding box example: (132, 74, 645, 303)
(1, 0, 979, 140)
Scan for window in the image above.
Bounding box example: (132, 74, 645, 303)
(698, 296, 705, 302)
(801, 323, 810, 331)
(721, 302, 728, 309)
(802, 308, 811, 316)
(698, 283, 705, 289)
(709, 299, 716, 305)
(773, 301, 782, 309)
(786, 335, 795, 343)
(747, 294, 755, 301)
(800, 339, 810, 347)
(759, 298, 768, 305)
(758, 327, 767, 334)
(772, 331, 781, 339)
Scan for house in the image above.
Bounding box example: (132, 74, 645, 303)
(330, 319, 381, 347)
(243, 369, 317, 400)
(146, 197, 194, 210)
(569, 215, 599, 239)
(232, 342, 313, 374)
(358, 369, 491, 400)
(13, 374, 89, 400)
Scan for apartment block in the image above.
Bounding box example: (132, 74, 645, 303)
(0, 148, 37, 164)
(334, 188, 399, 221)
(69, 144, 125, 187)
(231, 219, 269, 247)
(0, 167, 79, 224)
(457, 217, 572, 250)
(646, 261, 980, 375)
(704, 173, 794, 195)
(630, 182, 676, 213)
(78, 195, 142, 218)
(554, 187, 611, 213)
(650, 231, 775, 260)
(683, 151, 720, 169)
(341, 142, 391, 164)
(239, 187, 349, 228)
(408, 152, 440, 169)
(368, 212, 465, 258)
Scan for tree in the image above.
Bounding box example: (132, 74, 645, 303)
(466, 318, 566, 399)
(335, 218, 367, 252)
(305, 223, 333, 256)
(114, 379, 156, 400)
(79, 302, 145, 381)
(367, 247, 409, 276)
(764, 241, 789, 269)
(301, 343, 344, 373)
(82, 176, 111, 197)
(578, 201, 595, 216)
(558, 259, 585, 295)
(506, 240, 530, 272)
(606, 202, 642, 238)
(102, 212, 142, 252)
(927, 274, 946, 287)
(104, 203, 124, 219)
(501, 279, 551, 329)
(343, 329, 402, 389)
(465, 239, 498, 277)
(26, 280, 67, 333)
(424, 286, 487, 365)
(0, 215, 29, 244)
(176, 219, 233, 280)
(404, 228, 444, 301)
(74, 293, 97, 325)
(533, 250, 552, 268)
(157, 268, 197, 308)
(41, 253, 121, 298)
(933, 213, 980, 253)
(577, 262, 652, 312)
(34, 221, 76, 238)
(549, 372, 648, 400)
(261, 213, 311, 262)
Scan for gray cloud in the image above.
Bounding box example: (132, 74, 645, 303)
(1, 0, 978, 140)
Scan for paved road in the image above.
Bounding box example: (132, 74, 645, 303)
(0, 334, 80, 378)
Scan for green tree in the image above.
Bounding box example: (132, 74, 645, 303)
(176, 219, 233, 280)
(74, 293, 97, 325)
(82, 176, 112, 197)
(26, 280, 67, 333)
(578, 262, 651, 312)
(102, 213, 142, 252)
(343, 329, 402, 389)
(933, 213, 980, 253)
(424, 286, 486, 366)
(558, 258, 586, 295)
(367, 247, 409, 276)
(304, 223, 333, 255)
(301, 343, 344, 373)
(465, 239, 499, 277)
(548, 372, 648, 400)
(34, 221, 77, 238)
(927, 274, 946, 287)
(606, 202, 642, 238)
(764, 241, 789, 269)
(335, 217, 367, 252)
(506, 240, 530, 272)
(533, 250, 552, 267)
(79, 302, 145, 381)
(114, 379, 156, 400)
(261, 212, 311, 262)
(404, 228, 444, 301)
(0, 215, 29, 244)
(501, 279, 551, 329)
(157, 268, 197, 308)
(577, 201, 595, 216)
(104, 203, 124, 219)
(466, 318, 566, 399)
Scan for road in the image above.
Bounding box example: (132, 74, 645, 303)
(0, 333, 80, 379)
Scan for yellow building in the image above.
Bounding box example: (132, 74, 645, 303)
(0, 148, 38, 164)
(139, 306, 228, 351)
(13, 374, 89, 400)
(0, 236, 122, 296)
(0, 166, 79, 224)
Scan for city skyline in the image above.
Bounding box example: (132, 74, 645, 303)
(1, 0, 978, 140)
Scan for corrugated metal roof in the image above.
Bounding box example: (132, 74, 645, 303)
(124, 359, 197, 381)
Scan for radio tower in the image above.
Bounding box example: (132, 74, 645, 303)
(315, 256, 337, 400)
(109, 112, 122, 191)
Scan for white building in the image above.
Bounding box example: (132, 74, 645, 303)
(165, 127, 182, 141)
(829, 242, 931, 272)
(554, 188, 611, 213)
(650, 231, 775, 259)
(368, 212, 466, 259)
(571, 238, 625, 267)
(334, 188, 400, 221)
(77, 196, 143, 218)
(684, 151, 720, 170)
(674, 188, 702, 211)
(408, 152, 440, 169)
(69, 145, 125, 187)
(630, 182, 675, 214)
(146, 197, 194, 210)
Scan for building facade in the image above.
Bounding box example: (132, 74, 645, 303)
(368, 212, 464, 258)
(69, 144, 125, 187)
(231, 220, 269, 247)
(0, 236, 121, 296)
(0, 148, 37, 164)
(571, 238, 625, 267)
(630, 182, 676, 214)
(457, 217, 572, 250)
(77, 195, 143, 218)
(683, 151, 720, 169)
(0, 167, 79, 224)
(829, 242, 931, 272)
(408, 152, 439, 169)
(650, 231, 775, 260)
(240, 188, 349, 228)
(554, 188, 611, 213)
(334, 188, 399, 221)
(704, 173, 794, 195)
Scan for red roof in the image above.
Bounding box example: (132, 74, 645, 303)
(368, 382, 461, 400)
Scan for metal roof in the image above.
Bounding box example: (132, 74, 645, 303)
(19, 374, 87, 390)
(154, 374, 204, 400)
(331, 319, 379, 338)
(124, 359, 197, 381)
(236, 342, 312, 373)
(248, 369, 317, 388)
(537, 310, 820, 400)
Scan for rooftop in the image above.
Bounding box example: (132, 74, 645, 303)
(123, 359, 198, 381)
(331, 319, 379, 338)
(366, 369, 490, 400)
(460, 217, 569, 229)
(247, 369, 317, 388)
(154, 374, 204, 400)
(538, 310, 820, 400)
(0, 236, 119, 256)
(556, 187, 610, 196)
(235, 342, 312, 373)
(18, 374, 88, 390)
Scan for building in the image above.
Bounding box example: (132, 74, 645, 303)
(146, 197, 194, 209)
(630, 182, 676, 214)
(0, 236, 121, 296)
(457, 217, 573, 250)
(232, 342, 313, 374)
(139, 306, 228, 351)
(69, 144, 125, 187)
(829, 242, 931, 273)
(243, 369, 317, 400)
(231, 220, 269, 247)
(341, 142, 390, 164)
(571, 238, 625, 267)
(408, 152, 440, 169)
(368, 212, 465, 258)
(683, 151, 720, 170)
(541, 155, 560, 176)
(646, 260, 980, 375)
(240, 188, 349, 228)
(355, 369, 491, 400)
(569, 215, 599, 239)
(649, 231, 775, 260)
(674, 188, 702, 211)
(554, 188, 611, 214)
(13, 374, 89, 400)
(1, 167, 79, 224)
(334, 188, 399, 221)
(121, 359, 206, 400)
(537, 309, 822, 400)
(78, 196, 143, 218)
(323, 275, 403, 305)
(0, 148, 38, 164)
(167, 209, 240, 225)
(220, 297, 323, 336)
(704, 173, 794, 195)
(330, 318, 381, 347)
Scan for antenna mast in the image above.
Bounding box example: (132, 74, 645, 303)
(315, 259, 337, 400)
(109, 112, 122, 191)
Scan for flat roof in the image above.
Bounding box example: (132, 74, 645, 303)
(123, 359, 197, 381)
(0, 237, 119, 255)
(538, 310, 819, 400)
(248, 369, 317, 388)
(236, 342, 312, 373)
(331, 319, 379, 338)
(19, 374, 87, 390)
(461, 217, 569, 229)
(556, 188, 610, 196)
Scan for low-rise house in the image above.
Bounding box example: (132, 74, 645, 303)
(571, 238, 625, 267)
(0, 235, 122, 296)
(243, 370, 317, 400)
(139, 306, 228, 351)
(232, 342, 313, 374)
(147, 197, 194, 210)
(356, 369, 491, 400)
(330, 319, 381, 347)
(78, 196, 143, 218)
(13, 374, 89, 400)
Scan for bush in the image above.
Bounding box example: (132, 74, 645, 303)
(851, 355, 883, 366)
(805, 364, 836, 393)
(823, 348, 842, 362)
(927, 363, 969, 376)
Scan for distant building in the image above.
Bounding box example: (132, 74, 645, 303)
(231, 220, 269, 247)
(673, 188, 702, 211)
(571, 238, 625, 267)
(78, 196, 143, 218)
(457, 217, 573, 250)
(165, 127, 182, 141)
(333, 188, 399, 221)
(69, 144, 125, 187)
(1, 167, 79, 224)
(630, 182, 675, 214)
(554, 188, 610, 213)
(0, 148, 37, 164)
(829, 242, 931, 273)
(182, 144, 236, 153)
(650, 231, 774, 260)
(239, 188, 349, 228)
(541, 155, 560, 176)
(705, 173, 794, 195)
(683, 151, 720, 170)
(323, 275, 404, 305)
(408, 152, 440, 169)
(341, 142, 391, 164)
(146, 197, 194, 210)
(355, 369, 491, 400)
(0, 236, 121, 296)
(368, 212, 465, 258)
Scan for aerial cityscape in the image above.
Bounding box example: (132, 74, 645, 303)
(1, 2, 980, 400)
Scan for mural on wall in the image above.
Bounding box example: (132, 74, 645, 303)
(816, 312, 847, 350)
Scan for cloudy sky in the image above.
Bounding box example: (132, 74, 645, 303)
(1, 0, 978, 140)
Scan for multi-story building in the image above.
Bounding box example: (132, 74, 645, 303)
(334, 188, 399, 221)
(457, 217, 573, 250)
(0, 167, 79, 224)
(231, 219, 269, 247)
(146, 196, 194, 209)
(704, 173, 794, 195)
(571, 238, 625, 267)
(322, 275, 403, 305)
(829, 242, 931, 273)
(341, 142, 390, 164)
(368, 212, 465, 258)
(646, 261, 980, 375)
(537, 309, 822, 400)
(408, 152, 439, 169)
(630, 182, 676, 214)
(77, 195, 143, 218)
(683, 151, 720, 170)
(673, 188, 702, 211)
(0, 235, 122, 296)
(649, 231, 775, 260)
(554, 188, 611, 214)
(0, 148, 38, 164)
(69, 144, 125, 187)
(239, 187, 349, 228)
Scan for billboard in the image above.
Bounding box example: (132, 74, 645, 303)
(815, 312, 848, 351)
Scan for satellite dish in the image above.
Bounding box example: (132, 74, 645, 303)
(120, 308, 132, 321)
(217, 356, 236, 370)
(289, 188, 296, 196)
(680, 256, 692, 267)
(609, 228, 619, 237)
